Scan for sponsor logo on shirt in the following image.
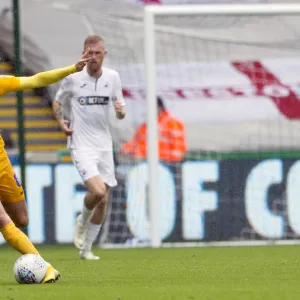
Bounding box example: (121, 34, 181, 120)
(78, 96, 109, 105)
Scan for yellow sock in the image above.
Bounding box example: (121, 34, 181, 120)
(0, 222, 39, 255)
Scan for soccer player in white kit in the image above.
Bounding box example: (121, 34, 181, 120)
(53, 35, 126, 260)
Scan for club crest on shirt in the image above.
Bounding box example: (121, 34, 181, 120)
(78, 96, 87, 105)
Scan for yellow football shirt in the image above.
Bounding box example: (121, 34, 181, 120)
(0, 75, 20, 97)
(0, 76, 21, 148)
(0, 65, 77, 148)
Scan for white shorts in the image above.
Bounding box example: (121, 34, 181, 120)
(70, 149, 117, 187)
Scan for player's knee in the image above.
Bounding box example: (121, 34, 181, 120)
(91, 183, 107, 201)
(14, 215, 29, 228)
(0, 204, 11, 229)
(0, 215, 11, 229)
(93, 188, 106, 201)
(100, 194, 108, 206)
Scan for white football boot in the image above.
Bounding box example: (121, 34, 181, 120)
(79, 250, 100, 260)
(73, 213, 86, 250)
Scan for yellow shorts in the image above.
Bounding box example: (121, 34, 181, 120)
(0, 147, 24, 203)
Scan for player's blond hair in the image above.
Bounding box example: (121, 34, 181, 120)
(84, 35, 105, 50)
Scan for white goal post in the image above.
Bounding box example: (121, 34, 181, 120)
(144, 3, 300, 248)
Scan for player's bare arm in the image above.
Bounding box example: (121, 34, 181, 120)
(53, 100, 73, 136)
(18, 48, 91, 91)
(52, 100, 63, 121)
(114, 99, 126, 119)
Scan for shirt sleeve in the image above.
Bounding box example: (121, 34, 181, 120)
(0, 76, 20, 96)
(114, 72, 126, 106)
(55, 76, 73, 104)
(19, 64, 76, 90)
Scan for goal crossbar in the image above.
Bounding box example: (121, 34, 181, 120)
(145, 3, 300, 16)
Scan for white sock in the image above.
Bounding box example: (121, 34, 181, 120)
(83, 221, 101, 252)
(79, 204, 93, 226)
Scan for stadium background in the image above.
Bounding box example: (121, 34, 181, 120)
(1, 0, 300, 247)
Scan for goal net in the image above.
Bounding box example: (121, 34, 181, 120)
(5, 1, 300, 247)
(105, 3, 300, 248)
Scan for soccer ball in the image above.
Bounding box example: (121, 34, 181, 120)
(13, 254, 47, 284)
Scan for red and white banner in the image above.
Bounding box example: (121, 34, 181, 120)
(118, 58, 300, 124)
(112, 58, 300, 152)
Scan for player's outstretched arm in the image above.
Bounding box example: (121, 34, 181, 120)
(19, 48, 91, 91)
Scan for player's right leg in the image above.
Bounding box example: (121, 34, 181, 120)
(0, 202, 38, 255)
(2, 199, 28, 228)
(0, 147, 60, 283)
(0, 201, 59, 283)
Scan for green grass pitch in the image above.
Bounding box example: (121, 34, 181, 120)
(0, 244, 299, 300)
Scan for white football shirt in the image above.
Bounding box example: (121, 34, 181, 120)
(55, 67, 125, 150)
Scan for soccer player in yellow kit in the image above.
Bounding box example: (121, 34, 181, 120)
(0, 49, 91, 283)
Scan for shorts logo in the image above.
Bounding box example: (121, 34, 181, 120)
(14, 173, 21, 187)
